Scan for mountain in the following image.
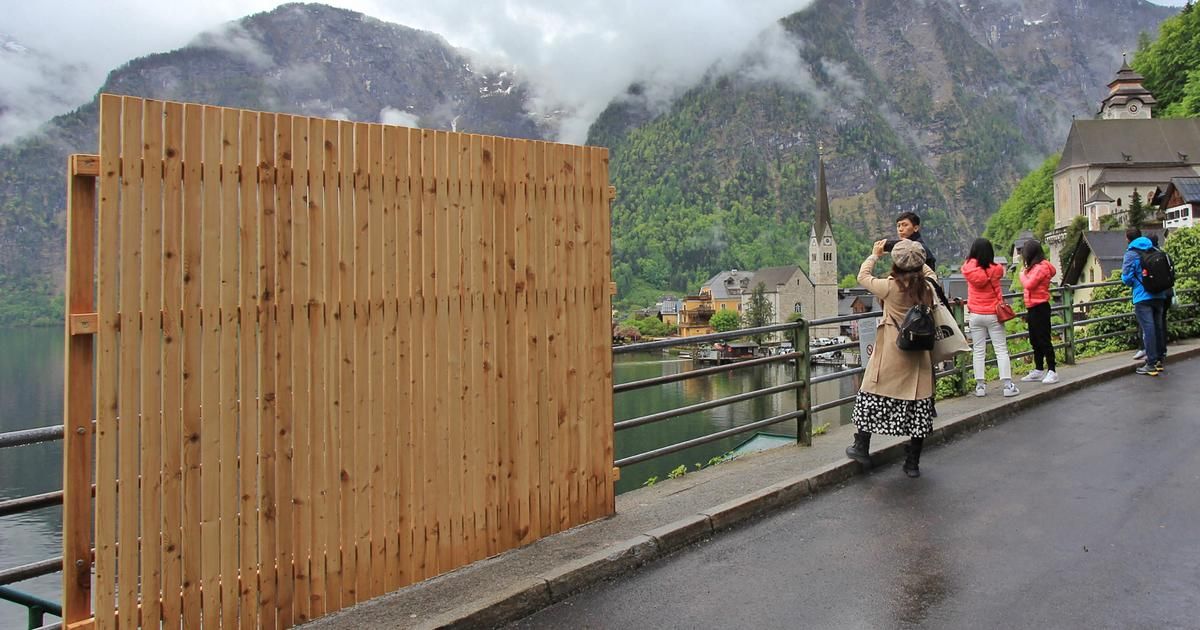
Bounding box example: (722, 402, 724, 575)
(595, 0, 1174, 296)
(0, 0, 1175, 324)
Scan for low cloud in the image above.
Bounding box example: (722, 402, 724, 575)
(190, 22, 274, 69)
(380, 107, 421, 128)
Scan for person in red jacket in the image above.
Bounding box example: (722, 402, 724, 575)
(961, 238, 1019, 397)
(1019, 239, 1059, 384)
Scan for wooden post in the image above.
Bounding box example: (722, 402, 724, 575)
(1063, 285, 1077, 365)
(794, 320, 812, 447)
(63, 154, 97, 624)
(952, 302, 971, 396)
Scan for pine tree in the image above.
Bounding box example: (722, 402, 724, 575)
(1126, 190, 1147, 228)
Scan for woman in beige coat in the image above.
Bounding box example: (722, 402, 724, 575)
(845, 238, 938, 477)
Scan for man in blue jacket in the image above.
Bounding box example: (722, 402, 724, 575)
(1122, 228, 1170, 375)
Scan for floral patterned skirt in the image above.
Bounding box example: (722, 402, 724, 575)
(851, 391, 934, 438)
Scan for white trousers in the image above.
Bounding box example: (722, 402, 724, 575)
(968, 312, 1011, 381)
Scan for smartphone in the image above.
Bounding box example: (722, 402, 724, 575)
(883, 238, 900, 253)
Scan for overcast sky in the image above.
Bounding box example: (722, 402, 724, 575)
(0, 0, 1188, 144)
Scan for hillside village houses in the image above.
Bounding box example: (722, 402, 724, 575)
(1046, 57, 1200, 281)
(674, 156, 841, 340)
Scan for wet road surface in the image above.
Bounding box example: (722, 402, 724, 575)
(512, 358, 1200, 629)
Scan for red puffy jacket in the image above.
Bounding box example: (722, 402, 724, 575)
(961, 259, 1006, 315)
(1020, 260, 1056, 307)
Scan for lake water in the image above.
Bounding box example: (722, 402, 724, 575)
(0, 329, 858, 627)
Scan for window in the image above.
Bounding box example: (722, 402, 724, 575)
(823, 253, 833, 262)
(794, 302, 803, 313)
(1078, 181, 1086, 215)
(1117, 198, 1122, 207)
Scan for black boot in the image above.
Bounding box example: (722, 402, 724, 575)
(846, 431, 872, 467)
(903, 437, 924, 478)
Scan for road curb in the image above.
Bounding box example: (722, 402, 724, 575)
(387, 347, 1200, 629)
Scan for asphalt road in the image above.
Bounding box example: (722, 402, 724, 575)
(511, 358, 1200, 630)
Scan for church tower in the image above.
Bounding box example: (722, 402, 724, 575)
(810, 152, 839, 337)
(1098, 55, 1156, 120)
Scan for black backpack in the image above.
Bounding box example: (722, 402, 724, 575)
(1138, 247, 1176, 294)
(895, 279, 939, 352)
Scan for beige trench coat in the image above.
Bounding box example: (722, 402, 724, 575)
(857, 255, 938, 401)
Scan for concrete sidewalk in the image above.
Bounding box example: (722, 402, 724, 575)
(302, 339, 1200, 630)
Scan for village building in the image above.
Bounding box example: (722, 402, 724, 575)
(1047, 59, 1200, 270)
(1061, 228, 1163, 304)
(1153, 176, 1200, 230)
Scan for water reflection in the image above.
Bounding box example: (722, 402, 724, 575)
(614, 352, 861, 494)
(0, 327, 65, 628)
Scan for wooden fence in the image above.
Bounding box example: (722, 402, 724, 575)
(61, 94, 615, 629)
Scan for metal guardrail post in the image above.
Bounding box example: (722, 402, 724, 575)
(1063, 284, 1077, 365)
(951, 302, 971, 396)
(794, 321, 812, 446)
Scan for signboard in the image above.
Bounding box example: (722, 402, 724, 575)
(857, 317, 879, 363)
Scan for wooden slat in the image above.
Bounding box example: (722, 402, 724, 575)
(117, 95, 144, 630)
(94, 95, 120, 630)
(532, 140, 553, 538)
(470, 133, 495, 557)
(446, 131, 468, 569)
(237, 109, 261, 630)
(511, 138, 534, 545)
(565, 143, 584, 528)
(406, 129, 429, 583)
(140, 97, 165, 630)
(159, 100, 184, 630)
(179, 102, 204, 629)
(63, 149, 99, 629)
(393, 126, 415, 587)
(274, 113, 296, 628)
(353, 121, 372, 599)
(434, 129, 455, 573)
(199, 105, 224, 629)
(320, 116, 343, 611)
(256, 112, 279, 630)
(380, 124, 401, 592)
(599, 151, 616, 513)
(481, 135, 506, 554)
(218, 107, 242, 630)
(420, 129, 440, 576)
(367, 123, 387, 599)
(336, 119, 357, 606)
(291, 114, 314, 624)
(307, 115, 330, 618)
(550, 141, 569, 533)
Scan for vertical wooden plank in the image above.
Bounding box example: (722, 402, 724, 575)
(218, 107, 242, 630)
(598, 150, 615, 514)
(420, 129, 441, 576)
(564, 143, 583, 528)
(465, 134, 488, 561)
(237, 109, 261, 630)
(199, 104, 224, 629)
(307, 115, 330, 619)
(380, 124, 402, 591)
(491, 137, 516, 551)
(445, 131, 468, 570)
(256, 112, 279, 630)
(435, 130, 459, 572)
(393, 126, 415, 588)
(532, 140, 554, 538)
(551, 142, 570, 533)
(320, 117, 343, 611)
(471, 134, 496, 557)
(290, 114, 314, 625)
(159, 100, 185, 630)
(510, 139, 534, 545)
(95, 93, 120, 630)
(407, 129, 429, 582)
(117, 95, 144, 630)
(480, 135, 505, 555)
(140, 97, 165, 630)
(336, 120, 358, 606)
(273, 113, 296, 628)
(353, 121, 373, 599)
(180, 102, 204, 629)
(368, 123, 387, 598)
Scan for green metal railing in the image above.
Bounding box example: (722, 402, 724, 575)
(613, 280, 1200, 470)
(0, 426, 65, 630)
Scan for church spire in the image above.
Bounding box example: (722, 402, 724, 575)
(814, 149, 832, 239)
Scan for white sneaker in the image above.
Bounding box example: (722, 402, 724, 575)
(975, 382, 987, 397)
(1041, 370, 1059, 384)
(1021, 370, 1045, 382)
(1133, 350, 1146, 361)
(1002, 382, 1020, 397)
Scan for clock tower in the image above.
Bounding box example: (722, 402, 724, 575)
(809, 152, 839, 337)
(1099, 55, 1156, 120)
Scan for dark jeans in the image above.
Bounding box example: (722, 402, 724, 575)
(1026, 302, 1055, 371)
(1134, 299, 1166, 366)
